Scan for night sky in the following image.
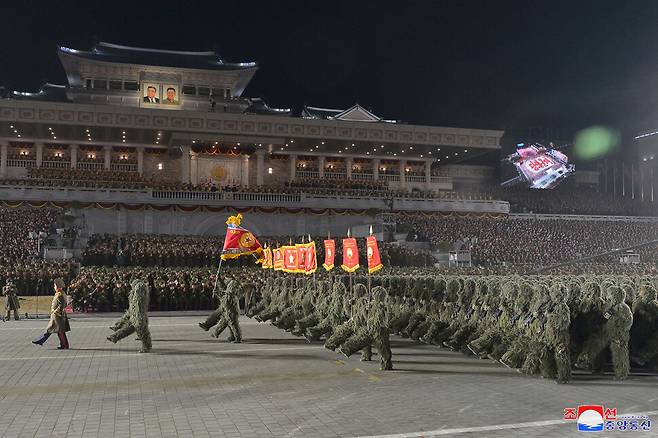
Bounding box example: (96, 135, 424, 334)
(2, 0, 658, 146)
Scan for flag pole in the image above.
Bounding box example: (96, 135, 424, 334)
(367, 224, 373, 304)
(212, 257, 224, 301)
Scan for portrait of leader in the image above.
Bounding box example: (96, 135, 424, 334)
(162, 85, 179, 105)
(143, 84, 160, 103)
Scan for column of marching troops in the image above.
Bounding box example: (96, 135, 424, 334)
(198, 270, 658, 382)
(5, 266, 658, 381)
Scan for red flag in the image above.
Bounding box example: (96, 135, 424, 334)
(283, 245, 298, 273)
(305, 241, 317, 274)
(273, 247, 284, 271)
(366, 235, 383, 273)
(296, 243, 307, 273)
(221, 214, 264, 263)
(262, 246, 273, 269)
(341, 237, 359, 272)
(323, 239, 335, 271)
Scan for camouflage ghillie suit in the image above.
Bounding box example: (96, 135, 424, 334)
(199, 279, 242, 342)
(274, 278, 307, 331)
(605, 286, 633, 380)
(468, 279, 515, 359)
(255, 277, 288, 323)
(293, 280, 330, 337)
(540, 283, 571, 384)
(499, 281, 535, 368)
(339, 286, 393, 370)
(630, 283, 658, 368)
(248, 277, 275, 319)
(306, 281, 348, 342)
(420, 277, 459, 345)
(324, 284, 371, 361)
(573, 281, 610, 372)
(436, 278, 476, 346)
(107, 279, 152, 353)
(520, 283, 553, 375)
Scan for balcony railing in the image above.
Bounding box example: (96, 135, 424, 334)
(431, 176, 452, 184)
(351, 172, 374, 181)
(296, 170, 319, 178)
(379, 174, 400, 182)
(111, 163, 138, 172)
(42, 160, 71, 169)
(323, 171, 346, 179)
(405, 175, 427, 183)
(7, 159, 36, 168)
(77, 162, 105, 170)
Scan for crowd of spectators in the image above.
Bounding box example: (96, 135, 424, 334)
(82, 233, 436, 268)
(0, 207, 57, 262)
(402, 215, 658, 267)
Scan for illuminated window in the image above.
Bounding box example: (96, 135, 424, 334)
(268, 167, 273, 174)
(157, 163, 164, 170)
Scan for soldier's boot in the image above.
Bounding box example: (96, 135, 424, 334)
(211, 320, 228, 338)
(611, 338, 630, 381)
(324, 324, 353, 351)
(107, 325, 136, 343)
(227, 317, 242, 343)
(338, 332, 372, 358)
(554, 344, 571, 384)
(360, 345, 372, 362)
(376, 333, 393, 371)
(138, 328, 152, 353)
(198, 322, 212, 331)
(13, 310, 19, 321)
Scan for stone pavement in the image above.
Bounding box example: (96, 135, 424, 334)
(0, 314, 656, 438)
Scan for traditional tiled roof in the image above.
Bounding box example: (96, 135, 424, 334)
(58, 42, 257, 71)
(301, 104, 396, 123)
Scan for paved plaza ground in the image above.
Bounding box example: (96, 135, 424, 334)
(0, 314, 656, 438)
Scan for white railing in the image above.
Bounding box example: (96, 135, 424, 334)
(151, 190, 302, 203)
(324, 172, 346, 179)
(431, 176, 451, 184)
(77, 161, 104, 170)
(405, 175, 427, 183)
(7, 159, 36, 168)
(379, 174, 400, 182)
(296, 170, 319, 178)
(111, 163, 138, 172)
(351, 173, 374, 181)
(42, 160, 71, 169)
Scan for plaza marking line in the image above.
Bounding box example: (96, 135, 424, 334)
(0, 345, 323, 362)
(356, 411, 658, 437)
(0, 321, 264, 330)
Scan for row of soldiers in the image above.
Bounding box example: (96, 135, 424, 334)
(241, 271, 658, 380)
(68, 266, 260, 312)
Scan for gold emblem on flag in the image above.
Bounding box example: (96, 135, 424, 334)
(239, 232, 256, 248)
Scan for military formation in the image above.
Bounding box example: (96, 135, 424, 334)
(237, 270, 658, 379)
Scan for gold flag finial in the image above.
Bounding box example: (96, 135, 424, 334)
(226, 213, 243, 226)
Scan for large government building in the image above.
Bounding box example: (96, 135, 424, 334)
(0, 42, 507, 235)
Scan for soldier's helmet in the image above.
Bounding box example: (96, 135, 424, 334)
(549, 283, 569, 304)
(131, 279, 149, 298)
(607, 286, 625, 306)
(354, 283, 368, 298)
(372, 286, 387, 302)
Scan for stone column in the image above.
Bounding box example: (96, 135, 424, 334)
(104, 145, 112, 170)
(70, 144, 78, 169)
(189, 151, 198, 185)
(346, 157, 353, 180)
(318, 155, 326, 179)
(289, 154, 297, 181)
(425, 160, 432, 189)
(255, 150, 265, 186)
(0, 141, 7, 178)
(399, 159, 407, 189)
(180, 146, 191, 184)
(137, 147, 144, 176)
(35, 142, 43, 168)
(242, 155, 250, 187)
(372, 158, 380, 182)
